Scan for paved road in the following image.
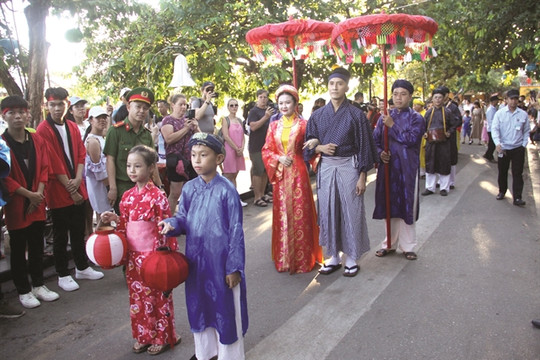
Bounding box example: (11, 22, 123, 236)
(2, 143, 540, 360)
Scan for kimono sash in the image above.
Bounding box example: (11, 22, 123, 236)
(126, 220, 156, 252)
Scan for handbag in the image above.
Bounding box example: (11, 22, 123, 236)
(165, 153, 180, 169)
(217, 116, 230, 140)
(427, 128, 447, 143)
(166, 152, 197, 180)
(426, 107, 447, 143)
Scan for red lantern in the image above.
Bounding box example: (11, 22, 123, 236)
(141, 247, 189, 292)
(86, 226, 127, 269)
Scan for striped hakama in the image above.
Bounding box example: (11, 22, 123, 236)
(305, 101, 378, 263)
(317, 156, 370, 260)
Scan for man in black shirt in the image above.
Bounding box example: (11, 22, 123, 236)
(247, 89, 274, 207)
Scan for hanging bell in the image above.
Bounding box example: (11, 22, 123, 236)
(168, 54, 196, 88)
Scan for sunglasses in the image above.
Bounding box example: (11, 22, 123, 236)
(229, 104, 239, 107)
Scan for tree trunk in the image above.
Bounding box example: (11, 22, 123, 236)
(24, 0, 50, 128)
(0, 60, 23, 96)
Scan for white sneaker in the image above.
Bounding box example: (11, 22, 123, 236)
(19, 292, 40, 309)
(240, 200, 248, 207)
(75, 267, 104, 280)
(58, 275, 80, 292)
(32, 286, 59, 302)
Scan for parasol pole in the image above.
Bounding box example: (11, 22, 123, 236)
(292, 57, 298, 89)
(382, 45, 392, 249)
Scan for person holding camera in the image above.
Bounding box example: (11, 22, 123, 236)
(192, 81, 218, 134)
(161, 94, 199, 212)
(248, 89, 274, 207)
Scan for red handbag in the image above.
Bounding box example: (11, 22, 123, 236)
(426, 107, 447, 143)
(426, 128, 447, 143)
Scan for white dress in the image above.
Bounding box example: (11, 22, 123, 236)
(85, 134, 112, 213)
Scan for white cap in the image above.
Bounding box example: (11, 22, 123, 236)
(88, 106, 108, 119)
(119, 87, 131, 99)
(68, 96, 87, 107)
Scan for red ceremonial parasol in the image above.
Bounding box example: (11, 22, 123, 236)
(246, 17, 336, 89)
(331, 13, 438, 248)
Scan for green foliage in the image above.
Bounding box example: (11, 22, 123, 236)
(3, 0, 538, 105)
(67, 0, 365, 104)
(413, 0, 539, 83)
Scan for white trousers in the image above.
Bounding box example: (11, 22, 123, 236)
(381, 218, 417, 252)
(193, 285, 245, 360)
(426, 173, 450, 192)
(449, 165, 456, 186)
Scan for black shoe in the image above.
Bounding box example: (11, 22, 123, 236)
(440, 190, 448, 196)
(532, 320, 540, 329)
(421, 189, 434, 196)
(450, 185, 455, 190)
(496, 193, 505, 200)
(513, 199, 526, 206)
(0, 300, 25, 319)
(483, 155, 493, 161)
(436, 183, 440, 188)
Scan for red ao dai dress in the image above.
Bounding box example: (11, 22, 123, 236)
(262, 115, 322, 274)
(117, 182, 178, 346)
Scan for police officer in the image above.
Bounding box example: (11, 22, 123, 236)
(103, 87, 164, 210)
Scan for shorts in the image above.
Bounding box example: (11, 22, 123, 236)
(250, 151, 266, 176)
(166, 166, 188, 183)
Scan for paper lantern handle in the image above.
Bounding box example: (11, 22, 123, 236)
(156, 246, 172, 252)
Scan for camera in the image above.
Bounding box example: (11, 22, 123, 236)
(212, 92, 219, 98)
(187, 109, 196, 119)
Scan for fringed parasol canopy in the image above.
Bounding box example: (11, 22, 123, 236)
(246, 18, 336, 62)
(331, 13, 438, 64)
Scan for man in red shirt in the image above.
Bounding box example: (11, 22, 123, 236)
(2, 95, 60, 308)
(36, 87, 103, 292)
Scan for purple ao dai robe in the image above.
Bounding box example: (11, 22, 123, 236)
(372, 108, 425, 225)
(164, 174, 248, 345)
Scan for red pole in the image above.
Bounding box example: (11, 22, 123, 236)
(382, 45, 392, 249)
(292, 57, 298, 89)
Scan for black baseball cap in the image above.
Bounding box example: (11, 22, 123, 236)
(202, 81, 215, 91)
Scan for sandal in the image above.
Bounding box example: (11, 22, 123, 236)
(318, 263, 342, 275)
(263, 194, 273, 203)
(375, 248, 396, 257)
(254, 198, 267, 207)
(343, 265, 360, 277)
(404, 252, 418, 260)
(147, 337, 181, 355)
(132, 342, 150, 354)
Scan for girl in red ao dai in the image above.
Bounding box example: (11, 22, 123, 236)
(101, 145, 179, 355)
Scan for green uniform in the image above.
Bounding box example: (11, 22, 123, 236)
(103, 118, 154, 200)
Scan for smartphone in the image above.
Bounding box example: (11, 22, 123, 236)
(188, 109, 196, 119)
